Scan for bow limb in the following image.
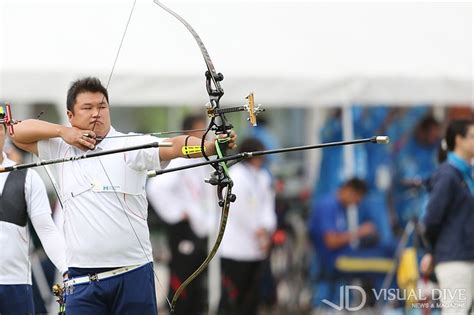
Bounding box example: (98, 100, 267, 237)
(170, 137, 235, 312)
(153, 0, 223, 92)
(170, 184, 233, 312)
(153, 1, 241, 311)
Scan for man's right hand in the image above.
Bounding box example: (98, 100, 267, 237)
(356, 222, 377, 239)
(60, 127, 97, 151)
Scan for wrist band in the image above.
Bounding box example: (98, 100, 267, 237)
(184, 135, 191, 158)
(182, 145, 205, 156)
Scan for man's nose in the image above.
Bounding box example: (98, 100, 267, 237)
(92, 107, 101, 117)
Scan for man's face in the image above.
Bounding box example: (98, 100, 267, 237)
(457, 125, 474, 159)
(427, 125, 441, 145)
(417, 125, 441, 146)
(67, 92, 111, 138)
(348, 189, 364, 205)
(340, 187, 364, 206)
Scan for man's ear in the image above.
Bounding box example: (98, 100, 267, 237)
(67, 110, 73, 121)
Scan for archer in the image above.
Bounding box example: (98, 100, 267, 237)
(11, 77, 237, 314)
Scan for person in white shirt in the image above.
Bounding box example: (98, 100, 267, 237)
(0, 123, 67, 315)
(11, 77, 236, 315)
(218, 137, 277, 315)
(147, 114, 216, 315)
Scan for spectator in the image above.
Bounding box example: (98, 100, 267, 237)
(421, 119, 474, 315)
(147, 114, 216, 315)
(308, 178, 394, 308)
(391, 115, 441, 235)
(218, 138, 277, 315)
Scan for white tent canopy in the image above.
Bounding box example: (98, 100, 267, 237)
(0, 1, 472, 107)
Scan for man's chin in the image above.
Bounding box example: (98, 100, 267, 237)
(94, 127, 110, 141)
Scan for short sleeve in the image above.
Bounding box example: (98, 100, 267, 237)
(317, 202, 337, 234)
(123, 136, 170, 171)
(308, 197, 337, 243)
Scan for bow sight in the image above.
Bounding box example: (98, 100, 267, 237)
(205, 92, 264, 128)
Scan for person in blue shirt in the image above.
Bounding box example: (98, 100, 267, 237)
(309, 179, 374, 270)
(391, 115, 441, 235)
(354, 107, 398, 249)
(309, 178, 394, 308)
(420, 119, 474, 315)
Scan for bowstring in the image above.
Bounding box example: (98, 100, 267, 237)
(97, 159, 172, 310)
(88, 0, 173, 310)
(91, 0, 137, 132)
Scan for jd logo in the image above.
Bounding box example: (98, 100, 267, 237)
(322, 285, 367, 311)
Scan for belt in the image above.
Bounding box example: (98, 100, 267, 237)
(64, 264, 143, 287)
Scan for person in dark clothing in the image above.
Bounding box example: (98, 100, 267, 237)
(147, 114, 214, 315)
(217, 138, 276, 315)
(421, 119, 474, 315)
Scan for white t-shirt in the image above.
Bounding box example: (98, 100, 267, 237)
(0, 155, 66, 284)
(147, 158, 217, 238)
(219, 163, 277, 261)
(37, 127, 167, 268)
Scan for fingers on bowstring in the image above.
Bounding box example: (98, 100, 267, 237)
(82, 130, 97, 140)
(79, 136, 96, 150)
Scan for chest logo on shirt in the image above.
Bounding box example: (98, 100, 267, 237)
(92, 180, 121, 192)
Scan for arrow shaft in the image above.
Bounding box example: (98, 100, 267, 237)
(0, 142, 171, 173)
(148, 137, 384, 177)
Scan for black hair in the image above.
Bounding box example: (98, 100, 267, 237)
(342, 177, 368, 195)
(414, 114, 440, 136)
(238, 138, 265, 159)
(417, 115, 440, 130)
(181, 114, 207, 131)
(445, 119, 474, 151)
(66, 77, 109, 113)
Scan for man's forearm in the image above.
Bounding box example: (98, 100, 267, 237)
(160, 135, 216, 161)
(11, 119, 66, 144)
(324, 231, 354, 250)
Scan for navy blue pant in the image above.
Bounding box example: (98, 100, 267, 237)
(66, 262, 157, 315)
(0, 284, 34, 315)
